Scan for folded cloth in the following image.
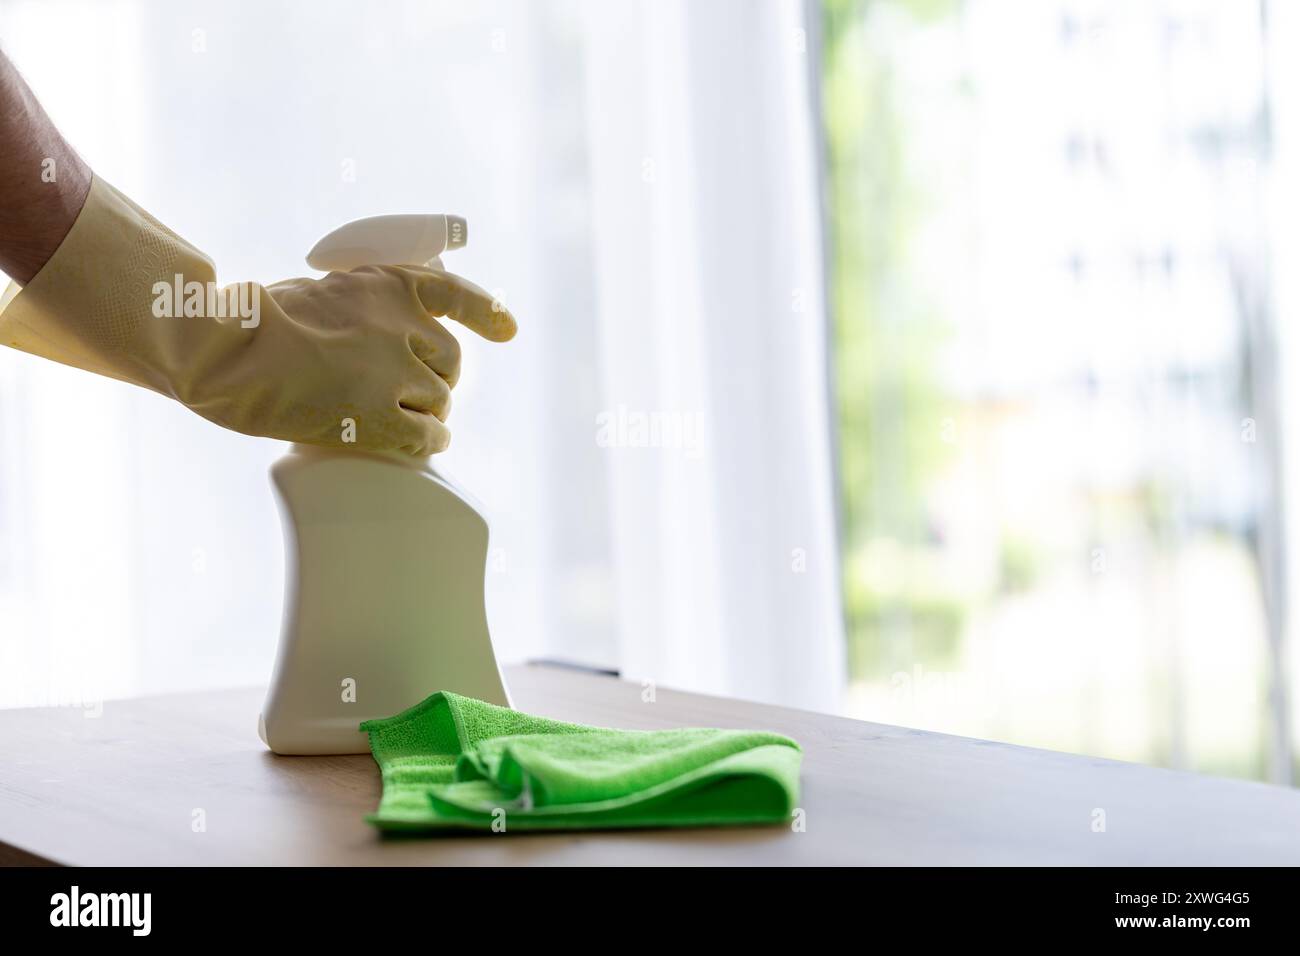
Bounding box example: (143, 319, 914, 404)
(360, 691, 802, 832)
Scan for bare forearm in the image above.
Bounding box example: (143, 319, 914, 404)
(0, 49, 90, 285)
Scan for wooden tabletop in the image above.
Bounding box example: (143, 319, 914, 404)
(3, 662, 1300, 865)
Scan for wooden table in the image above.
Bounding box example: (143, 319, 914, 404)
(3, 663, 1299, 865)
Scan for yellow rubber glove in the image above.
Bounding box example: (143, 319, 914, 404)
(0, 175, 516, 455)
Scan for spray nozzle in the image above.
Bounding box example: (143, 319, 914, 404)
(307, 213, 467, 272)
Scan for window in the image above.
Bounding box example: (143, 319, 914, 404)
(823, 0, 1292, 782)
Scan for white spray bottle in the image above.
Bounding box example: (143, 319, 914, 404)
(258, 213, 511, 756)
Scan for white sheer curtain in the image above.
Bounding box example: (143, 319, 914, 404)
(582, 0, 844, 706)
(0, 0, 842, 713)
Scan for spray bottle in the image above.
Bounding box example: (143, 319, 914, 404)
(258, 214, 511, 755)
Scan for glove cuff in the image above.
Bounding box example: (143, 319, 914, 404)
(0, 174, 217, 394)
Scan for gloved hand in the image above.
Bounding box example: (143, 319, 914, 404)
(0, 175, 516, 456)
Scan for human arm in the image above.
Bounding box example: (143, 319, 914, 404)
(0, 50, 515, 455)
(0, 48, 91, 284)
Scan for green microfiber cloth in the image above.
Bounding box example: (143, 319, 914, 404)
(360, 691, 802, 832)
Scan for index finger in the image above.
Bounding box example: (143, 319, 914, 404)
(412, 269, 517, 342)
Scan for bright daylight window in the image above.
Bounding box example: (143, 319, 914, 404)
(823, 0, 1288, 782)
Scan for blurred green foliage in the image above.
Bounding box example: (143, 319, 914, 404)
(821, 0, 964, 678)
